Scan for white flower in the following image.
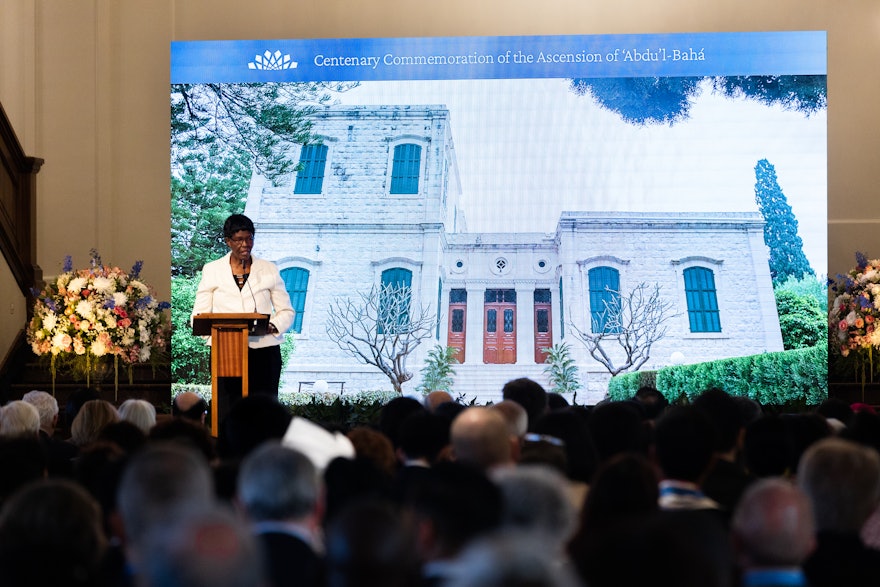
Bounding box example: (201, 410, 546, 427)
(76, 300, 95, 320)
(43, 313, 57, 332)
(91, 339, 107, 357)
(113, 292, 128, 308)
(92, 276, 114, 294)
(51, 332, 71, 352)
(68, 277, 87, 292)
(79, 320, 91, 332)
(139, 347, 151, 362)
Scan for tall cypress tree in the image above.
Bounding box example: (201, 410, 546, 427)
(754, 158, 815, 284)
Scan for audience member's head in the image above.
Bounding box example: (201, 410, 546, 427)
(839, 409, 880, 455)
(588, 400, 648, 463)
(731, 477, 815, 569)
(576, 452, 659, 531)
(692, 387, 744, 455)
(653, 405, 716, 483)
(172, 391, 209, 424)
(446, 531, 582, 587)
(138, 506, 265, 587)
(98, 419, 148, 454)
(325, 498, 420, 587)
(118, 398, 157, 434)
(116, 442, 215, 565)
(424, 390, 453, 412)
(63, 387, 99, 428)
(532, 408, 598, 483)
(397, 410, 449, 465)
(378, 396, 425, 449)
(501, 378, 548, 431)
(492, 464, 577, 551)
(323, 457, 391, 527)
(21, 390, 59, 434)
(403, 461, 502, 561)
(237, 441, 320, 525)
(73, 440, 128, 536)
(0, 400, 41, 439)
(490, 399, 529, 439)
(149, 417, 217, 463)
(547, 392, 571, 411)
(0, 437, 48, 505)
(634, 385, 669, 420)
(782, 413, 831, 474)
(69, 399, 119, 447)
(347, 426, 397, 478)
(743, 415, 794, 477)
(450, 407, 514, 471)
(0, 479, 107, 587)
(216, 395, 291, 461)
(797, 436, 880, 533)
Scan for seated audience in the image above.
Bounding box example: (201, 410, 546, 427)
(0, 400, 41, 438)
(171, 391, 209, 425)
(588, 400, 649, 464)
(501, 377, 548, 431)
(424, 390, 453, 412)
(731, 478, 815, 587)
(450, 407, 515, 472)
(324, 498, 420, 587)
(0, 479, 107, 587)
(69, 399, 119, 447)
(347, 426, 398, 478)
(653, 405, 721, 513)
(798, 437, 880, 587)
(118, 398, 157, 434)
(237, 441, 324, 587)
(743, 414, 795, 478)
(138, 506, 265, 587)
(22, 389, 78, 476)
(0, 436, 48, 506)
(693, 388, 755, 513)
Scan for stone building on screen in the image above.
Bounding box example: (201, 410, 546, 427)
(244, 104, 782, 403)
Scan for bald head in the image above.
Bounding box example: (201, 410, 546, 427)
(425, 391, 454, 412)
(490, 400, 528, 438)
(732, 478, 815, 568)
(172, 392, 208, 423)
(451, 407, 514, 471)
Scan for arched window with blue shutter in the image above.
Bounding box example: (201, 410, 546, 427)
(588, 266, 621, 333)
(684, 267, 721, 332)
(293, 144, 328, 194)
(280, 267, 309, 333)
(390, 143, 421, 194)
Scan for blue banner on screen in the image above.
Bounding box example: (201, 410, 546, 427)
(172, 32, 826, 83)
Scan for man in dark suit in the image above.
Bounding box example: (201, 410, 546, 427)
(237, 441, 324, 587)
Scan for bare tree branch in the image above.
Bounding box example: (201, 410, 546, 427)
(572, 282, 678, 376)
(326, 283, 436, 393)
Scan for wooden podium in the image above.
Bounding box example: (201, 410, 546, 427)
(192, 312, 269, 436)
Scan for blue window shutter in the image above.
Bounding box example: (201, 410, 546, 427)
(280, 267, 310, 333)
(379, 268, 413, 333)
(684, 267, 721, 333)
(588, 267, 621, 333)
(390, 143, 421, 194)
(294, 144, 328, 194)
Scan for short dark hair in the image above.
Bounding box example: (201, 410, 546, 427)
(223, 214, 255, 239)
(501, 378, 548, 431)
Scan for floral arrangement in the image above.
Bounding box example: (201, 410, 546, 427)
(27, 250, 170, 389)
(829, 252, 880, 358)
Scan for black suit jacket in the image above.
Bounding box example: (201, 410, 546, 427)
(257, 531, 324, 587)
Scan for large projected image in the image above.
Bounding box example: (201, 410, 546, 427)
(171, 32, 827, 403)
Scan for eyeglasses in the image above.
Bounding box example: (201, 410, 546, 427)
(522, 433, 566, 448)
(229, 235, 255, 245)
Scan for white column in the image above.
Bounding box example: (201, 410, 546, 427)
(515, 282, 535, 364)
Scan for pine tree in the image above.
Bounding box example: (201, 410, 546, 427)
(754, 158, 815, 285)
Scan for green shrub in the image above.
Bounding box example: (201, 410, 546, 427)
(775, 289, 826, 350)
(171, 275, 211, 384)
(542, 342, 583, 396)
(608, 341, 828, 408)
(416, 345, 458, 395)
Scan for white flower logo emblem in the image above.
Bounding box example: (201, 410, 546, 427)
(249, 50, 297, 70)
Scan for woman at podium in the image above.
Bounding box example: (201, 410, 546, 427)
(192, 214, 295, 407)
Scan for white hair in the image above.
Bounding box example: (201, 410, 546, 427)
(0, 400, 41, 438)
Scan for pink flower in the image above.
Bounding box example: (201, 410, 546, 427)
(839, 320, 849, 331)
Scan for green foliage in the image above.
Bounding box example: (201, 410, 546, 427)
(569, 75, 826, 126)
(170, 275, 211, 385)
(775, 274, 828, 313)
(608, 342, 828, 408)
(754, 159, 815, 285)
(607, 370, 657, 401)
(774, 288, 826, 350)
(542, 342, 583, 395)
(416, 345, 459, 395)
